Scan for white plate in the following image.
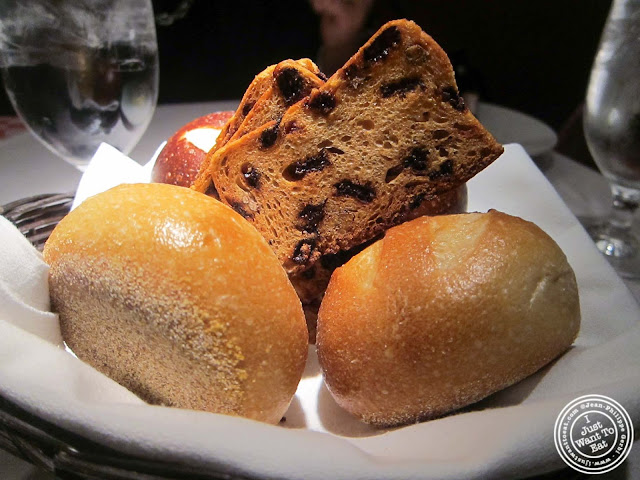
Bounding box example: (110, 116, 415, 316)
(1, 145, 639, 480)
(476, 102, 557, 157)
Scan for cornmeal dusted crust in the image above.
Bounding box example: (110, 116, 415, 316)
(44, 183, 308, 424)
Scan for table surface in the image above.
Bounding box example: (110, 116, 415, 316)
(1, 101, 638, 480)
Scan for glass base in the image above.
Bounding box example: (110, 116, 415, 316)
(581, 216, 640, 279)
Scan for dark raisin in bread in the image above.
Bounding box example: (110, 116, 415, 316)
(218, 58, 322, 149)
(229, 59, 325, 143)
(199, 19, 503, 275)
(192, 58, 322, 195)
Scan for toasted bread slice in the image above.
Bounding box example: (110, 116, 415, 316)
(219, 58, 323, 148)
(192, 58, 323, 195)
(202, 20, 503, 274)
(229, 60, 325, 143)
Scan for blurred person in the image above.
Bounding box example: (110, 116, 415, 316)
(310, 0, 375, 74)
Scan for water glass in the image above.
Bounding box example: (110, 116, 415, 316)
(582, 0, 640, 278)
(0, 0, 159, 171)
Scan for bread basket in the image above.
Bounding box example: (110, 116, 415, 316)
(0, 193, 255, 479)
(0, 168, 632, 480)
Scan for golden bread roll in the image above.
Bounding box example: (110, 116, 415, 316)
(316, 210, 580, 427)
(43, 183, 308, 424)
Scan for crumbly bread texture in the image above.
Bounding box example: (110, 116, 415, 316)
(316, 210, 581, 427)
(293, 184, 468, 343)
(193, 58, 323, 196)
(43, 183, 308, 424)
(200, 19, 503, 275)
(229, 59, 326, 143)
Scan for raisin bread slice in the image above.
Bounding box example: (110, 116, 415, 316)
(229, 60, 325, 143)
(218, 58, 323, 149)
(202, 19, 503, 274)
(192, 58, 323, 195)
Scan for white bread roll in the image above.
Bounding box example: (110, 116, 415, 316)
(316, 210, 580, 427)
(43, 183, 308, 424)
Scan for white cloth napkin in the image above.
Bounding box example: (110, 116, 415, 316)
(72, 142, 160, 210)
(0, 144, 639, 479)
(0, 216, 61, 346)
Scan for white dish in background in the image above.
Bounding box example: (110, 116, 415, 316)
(476, 102, 558, 157)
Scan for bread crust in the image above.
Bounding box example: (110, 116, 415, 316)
(192, 58, 322, 195)
(152, 111, 233, 188)
(217, 58, 322, 149)
(316, 211, 581, 426)
(44, 183, 308, 424)
(229, 59, 325, 143)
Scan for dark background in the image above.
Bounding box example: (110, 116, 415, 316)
(0, 0, 612, 160)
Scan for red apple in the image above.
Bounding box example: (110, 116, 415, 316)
(151, 111, 234, 187)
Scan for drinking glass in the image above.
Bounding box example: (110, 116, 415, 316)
(582, 0, 640, 278)
(0, 0, 159, 171)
